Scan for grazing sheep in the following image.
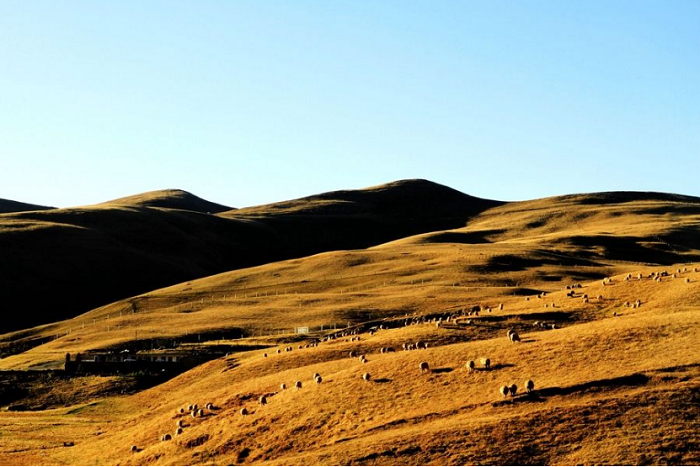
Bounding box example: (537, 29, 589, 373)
(506, 328, 515, 338)
(280, 383, 286, 390)
(480, 358, 491, 370)
(416, 341, 426, 350)
(315, 375, 323, 384)
(187, 404, 193, 411)
(500, 385, 509, 398)
(179, 407, 185, 414)
(263, 353, 268, 358)
(191, 410, 197, 418)
(624, 301, 630, 307)
(206, 403, 213, 410)
(525, 380, 535, 393)
(198, 409, 204, 417)
(276, 349, 281, 354)
(177, 420, 183, 428)
(419, 361, 430, 373)
(509, 383, 518, 396)
(349, 351, 356, 358)
(240, 408, 248, 416)
(509, 332, 521, 343)
(161, 434, 172, 441)
(313, 372, 320, 380)
(466, 360, 475, 372)
(362, 372, 371, 381)
(295, 380, 303, 390)
(259, 395, 267, 405)
(361, 357, 367, 364)
(499, 303, 504, 311)
(686, 278, 691, 283)
(597, 295, 603, 300)
(175, 427, 183, 436)
(131, 445, 138, 453)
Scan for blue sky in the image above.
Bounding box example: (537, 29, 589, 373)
(1, 1, 698, 208)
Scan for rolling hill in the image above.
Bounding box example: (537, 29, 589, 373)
(0, 180, 498, 333)
(0, 198, 54, 214)
(0, 181, 699, 465)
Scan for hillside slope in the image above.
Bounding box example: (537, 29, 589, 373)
(0, 198, 54, 214)
(2, 190, 699, 370)
(103, 189, 233, 214)
(1, 268, 698, 465)
(0, 180, 496, 333)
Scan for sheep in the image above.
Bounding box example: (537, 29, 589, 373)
(263, 353, 268, 358)
(361, 357, 367, 364)
(131, 445, 138, 453)
(500, 385, 509, 398)
(499, 303, 504, 311)
(259, 395, 267, 405)
(359, 355, 366, 362)
(416, 341, 426, 350)
(466, 360, 475, 373)
(480, 358, 491, 370)
(177, 420, 184, 428)
(597, 295, 603, 300)
(276, 349, 282, 354)
(506, 328, 515, 338)
(191, 410, 197, 418)
(240, 408, 248, 416)
(206, 403, 213, 410)
(349, 351, 356, 358)
(686, 278, 691, 283)
(280, 383, 287, 390)
(295, 380, 303, 390)
(175, 427, 183, 436)
(509, 383, 518, 396)
(525, 379, 535, 393)
(161, 434, 172, 442)
(187, 404, 193, 411)
(315, 375, 323, 384)
(624, 301, 630, 307)
(362, 372, 371, 381)
(509, 332, 521, 343)
(419, 361, 430, 373)
(313, 372, 321, 380)
(179, 407, 185, 414)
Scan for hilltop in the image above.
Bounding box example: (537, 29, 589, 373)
(103, 189, 233, 214)
(0, 198, 54, 214)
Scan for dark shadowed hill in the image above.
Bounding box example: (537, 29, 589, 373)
(0, 180, 498, 332)
(0, 198, 55, 214)
(103, 189, 233, 213)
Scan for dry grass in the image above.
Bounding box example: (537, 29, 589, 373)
(0, 187, 699, 465)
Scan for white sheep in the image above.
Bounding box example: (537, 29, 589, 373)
(259, 395, 267, 405)
(175, 427, 183, 436)
(509, 332, 521, 343)
(315, 375, 323, 384)
(295, 380, 302, 390)
(509, 383, 518, 396)
(362, 372, 371, 381)
(161, 434, 172, 441)
(280, 383, 287, 390)
(480, 358, 491, 370)
(240, 407, 248, 415)
(419, 361, 430, 373)
(499, 385, 509, 398)
(177, 420, 183, 428)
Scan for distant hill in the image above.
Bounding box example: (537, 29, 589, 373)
(0, 180, 498, 332)
(0, 198, 54, 214)
(103, 189, 233, 213)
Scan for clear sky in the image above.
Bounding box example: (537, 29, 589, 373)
(1, 1, 698, 208)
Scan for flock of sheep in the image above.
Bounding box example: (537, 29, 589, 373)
(133, 266, 698, 454)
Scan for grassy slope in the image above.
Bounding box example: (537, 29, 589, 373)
(0, 180, 494, 333)
(0, 189, 699, 465)
(1, 270, 698, 465)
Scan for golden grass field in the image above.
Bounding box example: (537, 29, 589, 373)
(1, 182, 699, 465)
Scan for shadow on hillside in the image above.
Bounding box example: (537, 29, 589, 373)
(432, 367, 454, 374)
(489, 363, 516, 371)
(492, 373, 650, 407)
(373, 378, 392, 384)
